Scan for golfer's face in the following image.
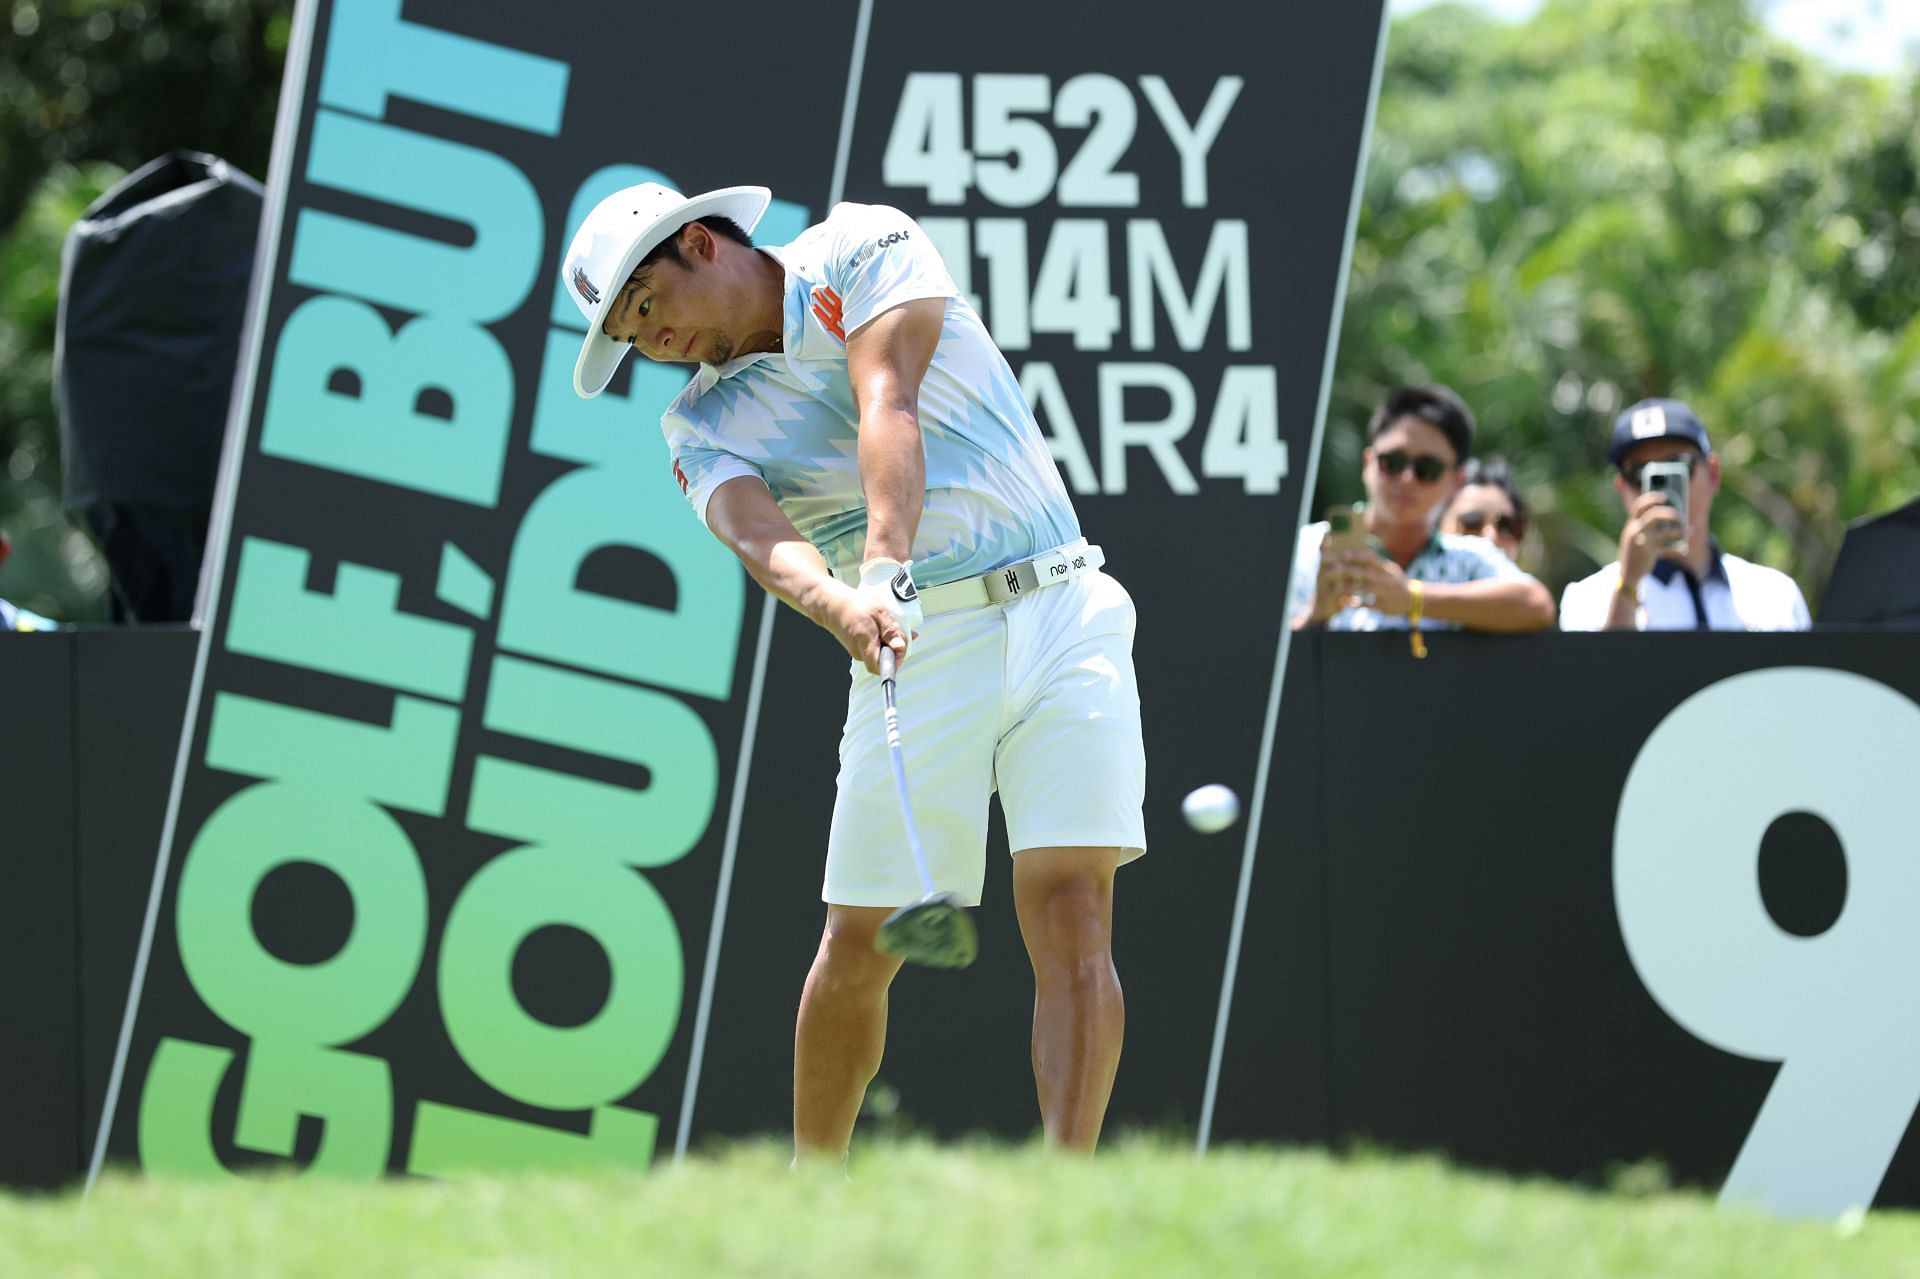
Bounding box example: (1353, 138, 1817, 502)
(602, 254, 731, 365)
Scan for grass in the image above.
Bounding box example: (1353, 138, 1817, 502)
(5, 1136, 1918, 1278)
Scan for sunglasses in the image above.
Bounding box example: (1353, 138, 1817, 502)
(1376, 450, 1453, 484)
(1451, 510, 1523, 538)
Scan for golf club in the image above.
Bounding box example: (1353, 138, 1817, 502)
(873, 645, 978, 969)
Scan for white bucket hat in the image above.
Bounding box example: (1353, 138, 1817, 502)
(561, 181, 772, 398)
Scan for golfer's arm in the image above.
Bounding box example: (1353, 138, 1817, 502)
(846, 297, 943, 565)
(1417, 576, 1558, 633)
(705, 475, 847, 625)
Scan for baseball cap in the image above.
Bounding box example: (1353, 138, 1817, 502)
(562, 181, 772, 398)
(1608, 398, 1712, 466)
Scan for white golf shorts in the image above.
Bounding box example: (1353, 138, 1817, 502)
(824, 567, 1148, 907)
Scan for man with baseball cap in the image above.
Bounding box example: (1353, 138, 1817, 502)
(1559, 397, 1809, 630)
(561, 184, 1144, 1162)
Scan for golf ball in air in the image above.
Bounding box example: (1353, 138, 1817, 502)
(1182, 784, 1241, 834)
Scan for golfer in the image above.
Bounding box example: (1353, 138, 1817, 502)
(562, 182, 1146, 1161)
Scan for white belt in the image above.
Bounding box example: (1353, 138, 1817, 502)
(917, 540, 1105, 617)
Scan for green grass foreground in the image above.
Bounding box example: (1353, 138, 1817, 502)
(6, 1138, 1918, 1278)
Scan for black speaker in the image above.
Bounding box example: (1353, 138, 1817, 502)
(54, 150, 263, 623)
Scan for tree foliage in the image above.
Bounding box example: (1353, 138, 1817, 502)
(0, 159, 120, 617)
(1324, 0, 1920, 608)
(0, 1, 290, 230)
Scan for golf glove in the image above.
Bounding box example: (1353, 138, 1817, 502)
(858, 556, 924, 639)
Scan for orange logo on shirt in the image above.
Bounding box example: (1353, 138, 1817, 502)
(811, 286, 846, 343)
(673, 460, 689, 494)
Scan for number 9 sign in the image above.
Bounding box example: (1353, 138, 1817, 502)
(1615, 667, 1920, 1219)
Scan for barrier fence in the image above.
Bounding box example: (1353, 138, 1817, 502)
(7, 627, 1918, 1217)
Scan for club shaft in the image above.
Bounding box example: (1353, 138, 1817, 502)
(879, 652, 937, 895)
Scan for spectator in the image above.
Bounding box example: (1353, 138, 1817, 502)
(0, 529, 60, 633)
(1289, 385, 1556, 635)
(1560, 399, 1810, 631)
(1440, 457, 1530, 567)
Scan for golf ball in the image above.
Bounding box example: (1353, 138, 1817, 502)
(1182, 784, 1241, 834)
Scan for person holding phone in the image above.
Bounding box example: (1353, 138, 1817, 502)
(1288, 384, 1556, 634)
(1559, 398, 1809, 631)
(1440, 457, 1531, 568)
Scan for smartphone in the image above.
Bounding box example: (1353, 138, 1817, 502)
(1324, 502, 1370, 554)
(1639, 460, 1690, 543)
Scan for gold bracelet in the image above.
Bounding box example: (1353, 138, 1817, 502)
(1408, 580, 1428, 659)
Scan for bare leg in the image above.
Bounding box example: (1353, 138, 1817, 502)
(794, 904, 904, 1162)
(1012, 846, 1125, 1151)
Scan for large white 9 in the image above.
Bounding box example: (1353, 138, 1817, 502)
(1615, 667, 1920, 1218)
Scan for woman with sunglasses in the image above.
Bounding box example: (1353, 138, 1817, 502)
(1440, 457, 1530, 567)
(1288, 385, 1556, 636)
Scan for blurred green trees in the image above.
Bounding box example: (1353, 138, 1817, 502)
(1326, 0, 1920, 607)
(0, 159, 118, 617)
(0, 0, 291, 620)
(0, 0, 1915, 618)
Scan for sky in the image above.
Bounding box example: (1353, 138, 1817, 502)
(1390, 0, 1920, 75)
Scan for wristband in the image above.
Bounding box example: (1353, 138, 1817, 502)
(1407, 579, 1428, 660)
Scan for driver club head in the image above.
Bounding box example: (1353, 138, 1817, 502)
(875, 891, 978, 969)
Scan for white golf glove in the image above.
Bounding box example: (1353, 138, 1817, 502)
(857, 556, 924, 641)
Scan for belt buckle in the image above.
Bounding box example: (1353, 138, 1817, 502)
(983, 559, 1041, 604)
